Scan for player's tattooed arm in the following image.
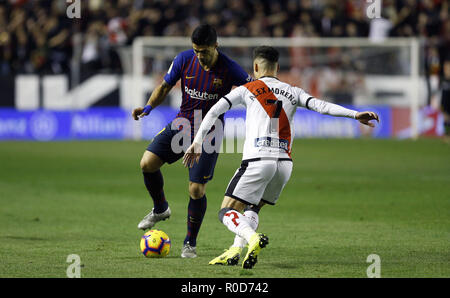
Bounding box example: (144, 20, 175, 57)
(132, 81, 173, 120)
(147, 81, 173, 108)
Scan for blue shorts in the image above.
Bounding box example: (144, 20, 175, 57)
(146, 121, 221, 184)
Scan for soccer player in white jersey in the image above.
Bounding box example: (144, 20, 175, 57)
(183, 46, 379, 269)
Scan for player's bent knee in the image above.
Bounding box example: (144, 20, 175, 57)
(244, 204, 261, 214)
(189, 182, 206, 199)
(140, 157, 149, 171)
(140, 159, 157, 172)
(218, 207, 234, 223)
(140, 151, 163, 173)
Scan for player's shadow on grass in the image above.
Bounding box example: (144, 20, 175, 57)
(270, 262, 298, 269)
(1, 235, 47, 241)
(118, 255, 182, 260)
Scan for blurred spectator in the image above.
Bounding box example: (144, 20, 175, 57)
(0, 0, 447, 78)
(369, 12, 393, 42)
(440, 58, 450, 136)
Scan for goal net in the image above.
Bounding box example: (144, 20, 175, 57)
(128, 37, 423, 140)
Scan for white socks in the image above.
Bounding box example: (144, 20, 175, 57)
(222, 209, 259, 246)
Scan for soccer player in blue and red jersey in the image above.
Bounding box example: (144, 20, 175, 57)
(132, 24, 252, 258)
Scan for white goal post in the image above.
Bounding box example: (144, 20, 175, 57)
(131, 36, 422, 139)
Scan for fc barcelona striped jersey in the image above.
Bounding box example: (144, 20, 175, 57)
(164, 49, 252, 135)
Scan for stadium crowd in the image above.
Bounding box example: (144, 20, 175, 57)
(0, 0, 448, 77)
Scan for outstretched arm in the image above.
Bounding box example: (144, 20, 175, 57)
(305, 97, 379, 127)
(132, 81, 173, 120)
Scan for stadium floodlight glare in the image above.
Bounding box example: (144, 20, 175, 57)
(131, 37, 422, 140)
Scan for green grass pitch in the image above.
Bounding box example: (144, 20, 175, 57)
(0, 138, 449, 278)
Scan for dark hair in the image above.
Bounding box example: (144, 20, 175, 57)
(253, 46, 279, 64)
(191, 24, 217, 46)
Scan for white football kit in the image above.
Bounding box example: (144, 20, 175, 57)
(193, 76, 358, 206)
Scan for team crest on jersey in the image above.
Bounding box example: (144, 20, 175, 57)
(213, 78, 223, 88)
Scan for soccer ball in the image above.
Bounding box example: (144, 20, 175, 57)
(140, 229, 171, 258)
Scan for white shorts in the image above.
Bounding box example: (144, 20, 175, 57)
(225, 157, 293, 206)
